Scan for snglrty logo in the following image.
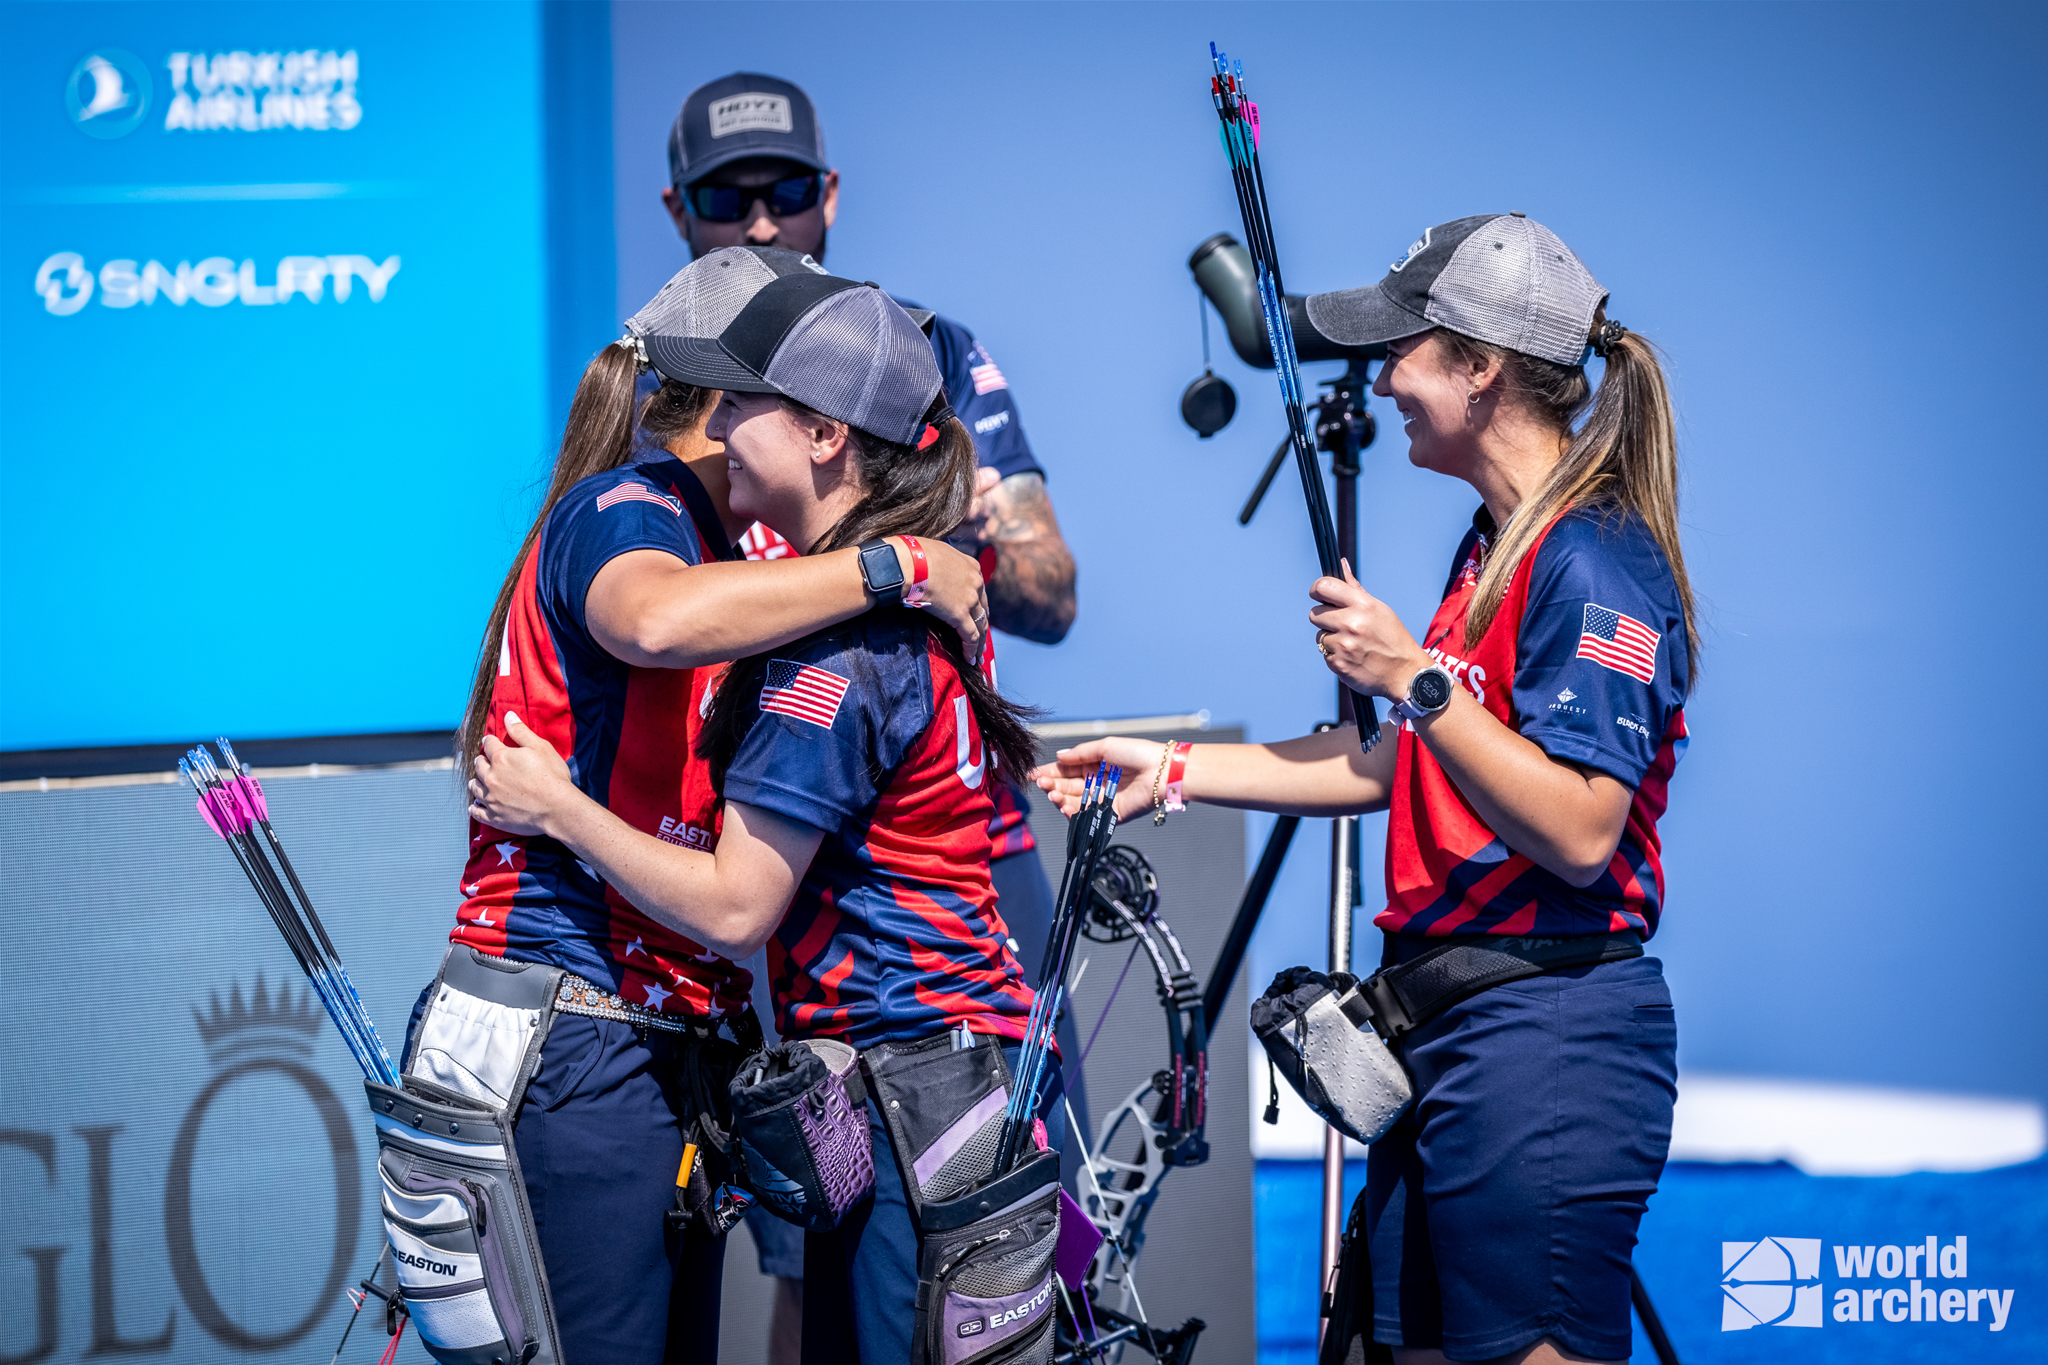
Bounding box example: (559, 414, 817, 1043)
(67, 49, 152, 139)
(1723, 1236, 1823, 1330)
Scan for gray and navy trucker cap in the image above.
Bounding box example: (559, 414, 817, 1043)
(1304, 213, 1606, 368)
(685, 274, 944, 447)
(668, 73, 827, 189)
(631, 246, 828, 389)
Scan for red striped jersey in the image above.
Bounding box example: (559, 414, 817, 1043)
(721, 617, 1033, 1048)
(454, 456, 752, 1017)
(1380, 505, 1691, 941)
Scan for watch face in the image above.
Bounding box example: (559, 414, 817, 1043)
(1411, 668, 1454, 712)
(861, 542, 905, 592)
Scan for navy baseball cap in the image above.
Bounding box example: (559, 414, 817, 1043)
(668, 73, 828, 189)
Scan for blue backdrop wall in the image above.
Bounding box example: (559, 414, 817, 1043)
(608, 0, 2048, 1111)
(0, 0, 612, 752)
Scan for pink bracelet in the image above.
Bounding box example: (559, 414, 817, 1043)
(901, 535, 931, 607)
(1164, 742, 1190, 813)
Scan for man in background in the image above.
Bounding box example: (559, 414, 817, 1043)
(656, 72, 1082, 1362)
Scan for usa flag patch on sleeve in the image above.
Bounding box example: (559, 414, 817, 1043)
(968, 343, 1007, 394)
(1576, 604, 1660, 683)
(760, 660, 851, 728)
(595, 482, 680, 515)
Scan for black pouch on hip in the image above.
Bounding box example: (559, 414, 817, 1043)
(729, 1036, 875, 1231)
(863, 1031, 1060, 1365)
(668, 1012, 763, 1239)
(912, 1150, 1062, 1365)
(374, 947, 564, 1365)
(861, 1030, 1018, 1217)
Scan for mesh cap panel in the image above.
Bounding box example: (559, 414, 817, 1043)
(760, 287, 942, 446)
(1427, 216, 1604, 367)
(625, 246, 824, 342)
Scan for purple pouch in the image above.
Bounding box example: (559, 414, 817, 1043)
(730, 1038, 875, 1231)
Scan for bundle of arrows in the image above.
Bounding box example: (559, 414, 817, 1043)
(179, 739, 400, 1085)
(993, 761, 1124, 1177)
(1208, 42, 1381, 750)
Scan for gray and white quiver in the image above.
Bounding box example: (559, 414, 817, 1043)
(373, 948, 565, 1365)
(1250, 967, 1413, 1147)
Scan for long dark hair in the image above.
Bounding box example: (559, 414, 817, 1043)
(457, 345, 711, 760)
(698, 401, 1040, 785)
(1438, 306, 1698, 686)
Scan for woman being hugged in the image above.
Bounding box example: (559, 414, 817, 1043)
(470, 274, 1049, 1365)
(412, 247, 991, 1365)
(1040, 215, 1692, 1365)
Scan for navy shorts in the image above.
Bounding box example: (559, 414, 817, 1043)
(406, 987, 728, 1364)
(799, 1044, 1061, 1364)
(1365, 951, 1677, 1361)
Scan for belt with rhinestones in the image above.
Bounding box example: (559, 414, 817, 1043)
(554, 974, 693, 1034)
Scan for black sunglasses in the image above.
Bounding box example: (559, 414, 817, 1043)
(684, 174, 823, 224)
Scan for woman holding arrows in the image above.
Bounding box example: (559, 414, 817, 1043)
(1038, 215, 1692, 1365)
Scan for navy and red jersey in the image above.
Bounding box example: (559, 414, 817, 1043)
(1380, 505, 1691, 941)
(455, 456, 753, 1018)
(719, 617, 1034, 1049)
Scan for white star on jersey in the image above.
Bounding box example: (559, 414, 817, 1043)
(470, 908, 496, 927)
(625, 937, 646, 958)
(642, 981, 671, 1010)
(463, 883, 480, 896)
(494, 842, 519, 866)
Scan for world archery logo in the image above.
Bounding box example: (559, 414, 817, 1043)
(66, 50, 152, 139)
(1722, 1236, 1824, 1330)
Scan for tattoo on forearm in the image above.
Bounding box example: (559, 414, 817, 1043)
(959, 472, 1076, 644)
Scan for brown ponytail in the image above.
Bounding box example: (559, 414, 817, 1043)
(457, 344, 712, 761)
(1442, 308, 1698, 686)
(699, 406, 1041, 785)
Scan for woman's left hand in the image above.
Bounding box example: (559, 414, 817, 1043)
(468, 713, 578, 837)
(1309, 561, 1435, 699)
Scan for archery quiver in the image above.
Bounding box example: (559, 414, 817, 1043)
(374, 948, 565, 1365)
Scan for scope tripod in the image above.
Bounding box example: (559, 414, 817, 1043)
(1212, 363, 1685, 1365)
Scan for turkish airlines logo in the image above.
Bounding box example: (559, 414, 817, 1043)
(67, 50, 152, 139)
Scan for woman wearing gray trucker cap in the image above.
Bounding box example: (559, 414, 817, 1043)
(415, 248, 995, 1365)
(1040, 214, 1695, 1365)
(470, 274, 1059, 1365)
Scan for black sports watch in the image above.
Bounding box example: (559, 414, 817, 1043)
(856, 539, 905, 606)
(1389, 664, 1456, 724)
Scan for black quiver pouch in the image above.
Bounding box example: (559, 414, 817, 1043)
(375, 948, 564, 1365)
(730, 1037, 875, 1231)
(669, 1009, 762, 1238)
(862, 1032, 1062, 1365)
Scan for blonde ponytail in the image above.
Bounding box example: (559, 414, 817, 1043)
(1445, 310, 1698, 686)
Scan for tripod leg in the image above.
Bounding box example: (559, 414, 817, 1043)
(1631, 1265, 1682, 1365)
(1238, 436, 1292, 526)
